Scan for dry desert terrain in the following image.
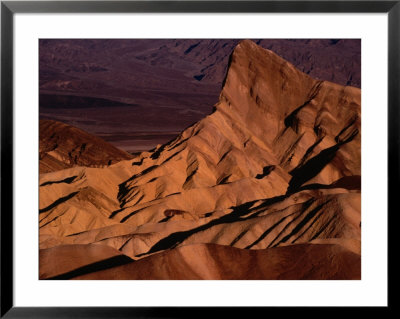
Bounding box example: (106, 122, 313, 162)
(39, 40, 361, 280)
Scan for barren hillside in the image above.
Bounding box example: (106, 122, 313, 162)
(39, 40, 361, 280)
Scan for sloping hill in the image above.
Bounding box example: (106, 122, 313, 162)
(39, 119, 133, 173)
(42, 243, 360, 280)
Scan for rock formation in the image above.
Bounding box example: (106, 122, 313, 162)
(39, 40, 361, 280)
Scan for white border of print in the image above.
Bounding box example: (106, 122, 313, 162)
(14, 12, 387, 307)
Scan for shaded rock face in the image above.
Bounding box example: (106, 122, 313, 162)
(39, 39, 360, 152)
(39, 40, 361, 280)
(39, 119, 133, 173)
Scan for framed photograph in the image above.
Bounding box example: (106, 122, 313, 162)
(1, 0, 394, 316)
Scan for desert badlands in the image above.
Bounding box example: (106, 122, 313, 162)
(39, 40, 361, 280)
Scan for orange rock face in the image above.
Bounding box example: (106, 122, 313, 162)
(39, 40, 361, 280)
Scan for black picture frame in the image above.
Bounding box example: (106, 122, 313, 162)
(0, 0, 395, 317)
